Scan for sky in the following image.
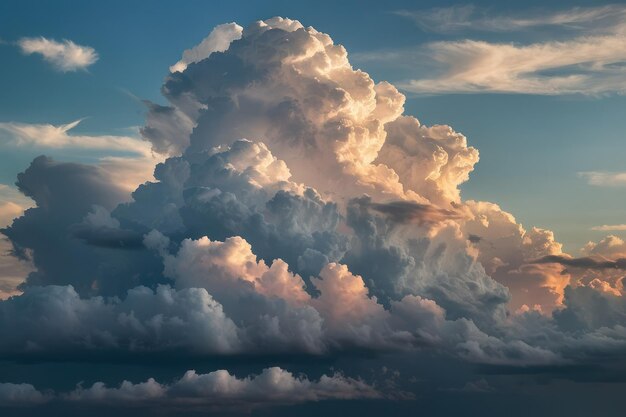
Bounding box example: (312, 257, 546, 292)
(0, 1, 625, 416)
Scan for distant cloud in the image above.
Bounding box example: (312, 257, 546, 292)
(578, 171, 626, 187)
(0, 367, 381, 408)
(18, 37, 98, 71)
(394, 4, 626, 33)
(0, 119, 148, 154)
(357, 6, 626, 95)
(65, 367, 382, 405)
(591, 224, 626, 231)
(397, 32, 626, 95)
(0, 382, 50, 405)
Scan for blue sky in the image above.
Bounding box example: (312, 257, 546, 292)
(2, 0, 625, 252)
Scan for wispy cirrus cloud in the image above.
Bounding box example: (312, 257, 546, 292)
(394, 4, 626, 33)
(591, 224, 626, 231)
(578, 171, 626, 187)
(18, 37, 98, 71)
(0, 119, 162, 193)
(0, 119, 150, 155)
(358, 5, 626, 95)
(398, 34, 626, 95)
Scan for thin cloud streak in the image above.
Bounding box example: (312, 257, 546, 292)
(579, 171, 626, 187)
(0, 119, 151, 155)
(394, 4, 626, 33)
(398, 31, 626, 95)
(357, 6, 626, 95)
(591, 225, 626, 231)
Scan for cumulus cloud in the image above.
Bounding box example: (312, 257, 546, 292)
(2, 17, 626, 410)
(66, 367, 381, 406)
(0, 156, 164, 296)
(463, 200, 567, 312)
(144, 17, 417, 199)
(0, 367, 380, 409)
(376, 117, 479, 205)
(533, 235, 626, 297)
(0, 284, 241, 356)
(0, 383, 50, 405)
(18, 37, 98, 71)
(582, 235, 626, 258)
(170, 23, 243, 73)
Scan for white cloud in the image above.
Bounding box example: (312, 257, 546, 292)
(578, 171, 626, 186)
(18, 37, 98, 71)
(395, 5, 626, 33)
(398, 30, 626, 95)
(591, 224, 626, 231)
(170, 23, 243, 73)
(0, 120, 163, 193)
(358, 6, 626, 95)
(0, 119, 149, 155)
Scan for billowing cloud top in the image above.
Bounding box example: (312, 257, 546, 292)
(1, 16, 625, 413)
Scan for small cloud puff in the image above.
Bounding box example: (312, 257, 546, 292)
(18, 37, 98, 71)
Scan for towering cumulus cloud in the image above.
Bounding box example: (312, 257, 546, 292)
(1, 17, 625, 413)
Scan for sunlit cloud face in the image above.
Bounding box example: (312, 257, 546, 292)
(18, 37, 98, 71)
(169, 22, 243, 73)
